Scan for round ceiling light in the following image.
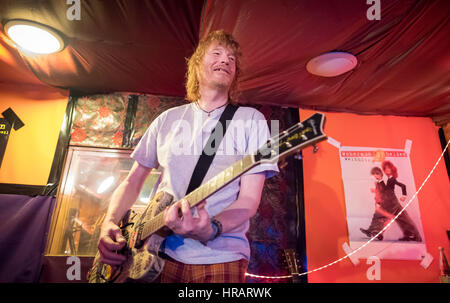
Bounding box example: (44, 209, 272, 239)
(306, 52, 357, 77)
(4, 19, 65, 55)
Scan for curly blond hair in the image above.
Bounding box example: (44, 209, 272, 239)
(185, 30, 242, 104)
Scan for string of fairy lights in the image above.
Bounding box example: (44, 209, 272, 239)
(245, 139, 450, 280)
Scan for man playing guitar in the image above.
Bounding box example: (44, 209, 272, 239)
(97, 30, 279, 283)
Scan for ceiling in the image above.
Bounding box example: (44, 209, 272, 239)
(0, 0, 449, 124)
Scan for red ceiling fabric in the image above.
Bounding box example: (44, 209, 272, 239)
(0, 0, 448, 123)
(0, 32, 45, 87)
(202, 0, 450, 122)
(0, 30, 68, 99)
(0, 0, 204, 96)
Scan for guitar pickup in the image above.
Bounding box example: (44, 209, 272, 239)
(313, 144, 319, 153)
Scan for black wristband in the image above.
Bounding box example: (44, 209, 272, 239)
(209, 218, 223, 241)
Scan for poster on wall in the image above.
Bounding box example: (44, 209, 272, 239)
(340, 143, 427, 260)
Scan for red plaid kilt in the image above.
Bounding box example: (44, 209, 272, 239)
(155, 257, 248, 283)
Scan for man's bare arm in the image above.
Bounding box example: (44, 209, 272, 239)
(214, 173, 265, 232)
(98, 161, 152, 265)
(104, 161, 153, 224)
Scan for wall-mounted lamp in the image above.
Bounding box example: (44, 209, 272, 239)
(4, 19, 65, 55)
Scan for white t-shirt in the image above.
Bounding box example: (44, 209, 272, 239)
(131, 102, 279, 264)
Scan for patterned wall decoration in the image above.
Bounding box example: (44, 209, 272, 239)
(69, 93, 186, 148)
(70, 93, 129, 148)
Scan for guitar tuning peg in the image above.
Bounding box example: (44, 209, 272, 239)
(313, 144, 319, 153)
(279, 159, 288, 169)
(293, 150, 302, 160)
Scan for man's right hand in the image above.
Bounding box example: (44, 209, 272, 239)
(97, 221, 127, 266)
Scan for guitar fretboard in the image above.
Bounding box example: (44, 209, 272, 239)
(138, 113, 327, 242)
(140, 154, 256, 239)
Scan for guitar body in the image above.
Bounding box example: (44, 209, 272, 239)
(113, 234, 166, 283)
(88, 191, 174, 283)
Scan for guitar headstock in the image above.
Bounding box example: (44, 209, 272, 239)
(254, 113, 326, 164)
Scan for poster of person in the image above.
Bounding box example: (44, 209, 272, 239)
(340, 144, 427, 260)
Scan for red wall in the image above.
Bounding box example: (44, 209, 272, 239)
(300, 109, 450, 282)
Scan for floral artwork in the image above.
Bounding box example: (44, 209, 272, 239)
(70, 93, 128, 148)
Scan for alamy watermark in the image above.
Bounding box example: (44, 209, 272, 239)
(66, 256, 81, 281)
(66, 0, 81, 21)
(367, 0, 381, 21)
(366, 256, 381, 280)
(166, 118, 280, 157)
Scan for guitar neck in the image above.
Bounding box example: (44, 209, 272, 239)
(140, 154, 256, 239)
(139, 112, 327, 242)
(185, 154, 255, 208)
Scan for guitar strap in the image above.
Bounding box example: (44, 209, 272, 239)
(185, 103, 239, 195)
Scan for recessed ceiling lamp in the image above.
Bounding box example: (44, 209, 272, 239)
(306, 51, 357, 77)
(4, 19, 65, 54)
